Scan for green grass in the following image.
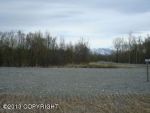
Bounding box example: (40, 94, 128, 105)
(0, 93, 150, 113)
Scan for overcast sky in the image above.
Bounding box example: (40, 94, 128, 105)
(0, 0, 150, 48)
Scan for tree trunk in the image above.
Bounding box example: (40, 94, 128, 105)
(128, 50, 130, 63)
(116, 49, 119, 63)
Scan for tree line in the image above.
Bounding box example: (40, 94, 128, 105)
(113, 32, 150, 64)
(0, 31, 149, 67)
(0, 31, 90, 67)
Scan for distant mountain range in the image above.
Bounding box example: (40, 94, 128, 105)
(92, 48, 113, 55)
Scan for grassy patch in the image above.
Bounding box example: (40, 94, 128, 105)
(0, 93, 150, 113)
(63, 62, 139, 68)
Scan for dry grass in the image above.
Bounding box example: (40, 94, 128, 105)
(88, 62, 140, 68)
(64, 62, 139, 68)
(0, 93, 150, 113)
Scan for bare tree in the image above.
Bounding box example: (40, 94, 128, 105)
(66, 42, 74, 63)
(58, 37, 66, 64)
(113, 37, 122, 63)
(74, 38, 90, 63)
(137, 36, 143, 63)
(128, 32, 133, 63)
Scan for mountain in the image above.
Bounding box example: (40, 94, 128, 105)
(92, 48, 113, 55)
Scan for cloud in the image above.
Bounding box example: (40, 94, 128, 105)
(0, 0, 150, 48)
(88, 0, 150, 13)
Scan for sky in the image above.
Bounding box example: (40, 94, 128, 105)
(0, 0, 150, 48)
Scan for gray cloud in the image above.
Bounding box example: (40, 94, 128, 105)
(0, 0, 150, 48)
(89, 0, 150, 13)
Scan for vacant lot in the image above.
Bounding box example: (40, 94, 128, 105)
(0, 67, 149, 96)
(0, 67, 150, 113)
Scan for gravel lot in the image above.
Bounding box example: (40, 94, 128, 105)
(0, 67, 150, 96)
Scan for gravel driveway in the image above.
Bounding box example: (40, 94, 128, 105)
(0, 67, 150, 96)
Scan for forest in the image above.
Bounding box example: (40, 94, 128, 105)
(0, 31, 149, 67)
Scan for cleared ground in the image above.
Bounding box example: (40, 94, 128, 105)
(0, 67, 150, 96)
(0, 67, 150, 113)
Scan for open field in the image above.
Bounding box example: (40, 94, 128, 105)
(0, 67, 150, 112)
(0, 67, 149, 96)
(0, 93, 150, 113)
